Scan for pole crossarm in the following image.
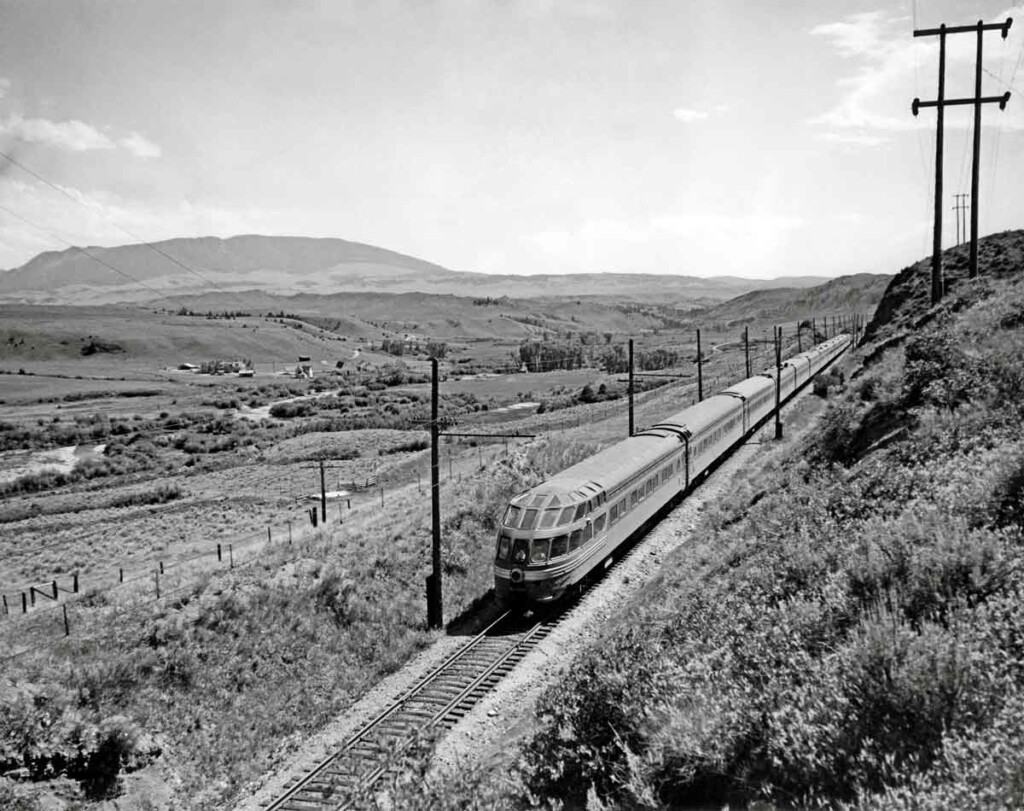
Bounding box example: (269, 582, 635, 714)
(441, 432, 536, 439)
(913, 91, 1010, 113)
(914, 19, 1012, 37)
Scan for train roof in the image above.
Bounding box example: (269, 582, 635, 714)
(720, 376, 774, 400)
(648, 393, 741, 436)
(531, 433, 678, 501)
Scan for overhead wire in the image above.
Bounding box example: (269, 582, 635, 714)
(0, 149, 287, 315)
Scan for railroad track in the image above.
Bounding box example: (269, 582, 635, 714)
(264, 611, 555, 810)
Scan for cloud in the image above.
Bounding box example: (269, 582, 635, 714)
(0, 109, 161, 157)
(118, 132, 162, 158)
(673, 108, 711, 123)
(0, 114, 116, 151)
(809, 7, 1024, 135)
(0, 78, 10, 99)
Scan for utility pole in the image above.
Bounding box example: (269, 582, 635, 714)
(774, 326, 783, 440)
(744, 326, 750, 378)
(796, 321, 803, 353)
(428, 358, 442, 629)
(319, 458, 327, 523)
(628, 338, 634, 436)
(696, 329, 703, 402)
(953, 193, 969, 246)
(913, 18, 1012, 296)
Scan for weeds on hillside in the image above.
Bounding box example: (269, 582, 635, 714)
(483, 262, 1024, 808)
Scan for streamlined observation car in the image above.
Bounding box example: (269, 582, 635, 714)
(494, 333, 851, 608)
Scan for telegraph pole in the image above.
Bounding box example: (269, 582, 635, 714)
(953, 193, 969, 246)
(744, 326, 750, 378)
(428, 357, 442, 629)
(696, 329, 704, 402)
(774, 326, 783, 440)
(628, 338, 634, 436)
(913, 17, 1012, 295)
(319, 458, 327, 523)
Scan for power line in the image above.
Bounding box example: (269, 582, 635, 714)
(0, 149, 285, 313)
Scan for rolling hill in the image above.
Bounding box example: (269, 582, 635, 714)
(0, 234, 837, 306)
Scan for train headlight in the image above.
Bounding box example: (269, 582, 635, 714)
(510, 568, 523, 583)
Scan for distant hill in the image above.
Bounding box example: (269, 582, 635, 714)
(0, 234, 835, 305)
(691, 272, 892, 328)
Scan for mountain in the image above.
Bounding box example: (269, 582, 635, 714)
(0, 234, 835, 305)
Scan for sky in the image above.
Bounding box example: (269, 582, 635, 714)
(0, 0, 1021, 280)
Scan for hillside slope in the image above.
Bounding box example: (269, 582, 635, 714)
(428, 230, 1024, 809)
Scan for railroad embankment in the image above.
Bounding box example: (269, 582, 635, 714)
(396, 231, 1024, 808)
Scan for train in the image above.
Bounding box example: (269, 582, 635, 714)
(493, 333, 852, 609)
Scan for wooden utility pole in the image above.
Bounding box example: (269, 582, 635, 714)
(953, 193, 969, 246)
(913, 17, 1012, 296)
(696, 329, 703, 402)
(796, 322, 803, 353)
(628, 338, 634, 436)
(319, 458, 327, 523)
(774, 326, 783, 440)
(428, 357, 442, 629)
(744, 326, 750, 378)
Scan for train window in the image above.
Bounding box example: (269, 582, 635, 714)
(569, 529, 583, 552)
(530, 494, 546, 507)
(636, 487, 644, 504)
(558, 506, 575, 526)
(530, 538, 550, 564)
(618, 498, 627, 515)
(539, 509, 559, 529)
(609, 503, 618, 523)
(582, 522, 593, 542)
(550, 534, 568, 559)
(646, 479, 655, 496)
(574, 503, 587, 521)
(512, 538, 529, 564)
(631, 490, 639, 506)
(594, 513, 606, 533)
(521, 509, 539, 530)
(503, 505, 522, 527)
(497, 533, 511, 561)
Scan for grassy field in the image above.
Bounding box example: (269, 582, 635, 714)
(0, 282, 878, 808)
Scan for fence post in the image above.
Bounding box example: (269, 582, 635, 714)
(2, 595, 7, 615)
(229, 543, 234, 569)
(159, 561, 164, 575)
(288, 521, 292, 544)
(119, 568, 124, 583)
(22, 592, 27, 613)
(30, 588, 35, 607)
(73, 572, 79, 593)
(217, 543, 222, 562)
(267, 526, 272, 545)
(62, 604, 70, 637)
(51, 580, 58, 600)
(155, 571, 160, 599)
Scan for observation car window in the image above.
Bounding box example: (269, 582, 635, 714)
(617, 498, 627, 515)
(582, 522, 593, 542)
(497, 533, 511, 561)
(574, 504, 587, 521)
(530, 538, 550, 564)
(635, 487, 644, 504)
(646, 479, 655, 496)
(569, 529, 583, 552)
(558, 506, 576, 526)
(539, 509, 559, 529)
(550, 534, 568, 558)
(530, 494, 546, 507)
(594, 513, 606, 533)
(610, 503, 618, 523)
(521, 509, 539, 530)
(503, 505, 522, 527)
(512, 538, 529, 564)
